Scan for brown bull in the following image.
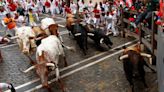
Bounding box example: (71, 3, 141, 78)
(23, 51, 65, 92)
(119, 45, 156, 92)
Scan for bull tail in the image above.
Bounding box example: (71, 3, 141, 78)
(61, 43, 76, 52)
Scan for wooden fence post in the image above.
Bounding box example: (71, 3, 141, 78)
(121, 8, 125, 38)
(157, 25, 164, 92)
(139, 23, 142, 44)
(151, 12, 155, 55)
(151, 11, 157, 64)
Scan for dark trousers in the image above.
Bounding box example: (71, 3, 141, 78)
(42, 6, 46, 13)
(135, 10, 152, 26)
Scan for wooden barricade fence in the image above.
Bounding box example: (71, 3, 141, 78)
(121, 10, 157, 63)
(157, 25, 164, 92)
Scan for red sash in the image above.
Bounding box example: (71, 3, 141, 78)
(8, 3, 17, 11)
(45, 1, 50, 8)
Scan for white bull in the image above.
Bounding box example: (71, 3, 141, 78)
(23, 35, 67, 91)
(15, 26, 36, 54)
(36, 35, 66, 67)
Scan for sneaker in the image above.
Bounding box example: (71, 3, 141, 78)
(130, 22, 137, 28)
(9, 83, 16, 92)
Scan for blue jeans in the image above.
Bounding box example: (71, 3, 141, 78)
(135, 11, 148, 25)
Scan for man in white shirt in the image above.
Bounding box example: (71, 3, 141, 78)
(70, 1, 77, 14)
(88, 0, 94, 12)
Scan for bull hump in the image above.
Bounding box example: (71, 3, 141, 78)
(124, 47, 140, 54)
(41, 35, 58, 43)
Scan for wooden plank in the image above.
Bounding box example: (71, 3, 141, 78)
(141, 26, 151, 35)
(124, 28, 139, 39)
(142, 38, 152, 52)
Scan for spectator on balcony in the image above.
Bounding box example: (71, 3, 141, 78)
(130, 0, 158, 28)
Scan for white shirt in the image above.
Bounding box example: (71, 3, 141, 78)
(88, 3, 94, 12)
(70, 3, 77, 14)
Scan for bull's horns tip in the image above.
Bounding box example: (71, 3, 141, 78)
(140, 53, 151, 58)
(65, 46, 76, 52)
(10, 36, 19, 39)
(23, 66, 35, 73)
(58, 24, 65, 28)
(140, 53, 152, 65)
(46, 63, 55, 67)
(100, 38, 104, 44)
(119, 54, 128, 60)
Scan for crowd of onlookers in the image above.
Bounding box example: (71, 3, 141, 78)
(0, 0, 162, 37)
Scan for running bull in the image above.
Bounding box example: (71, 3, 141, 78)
(66, 15, 88, 55)
(23, 35, 67, 92)
(85, 24, 113, 49)
(119, 44, 156, 92)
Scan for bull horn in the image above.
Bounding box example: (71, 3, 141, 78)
(46, 63, 55, 70)
(10, 36, 19, 39)
(87, 33, 94, 36)
(140, 53, 151, 58)
(58, 24, 65, 28)
(119, 54, 129, 60)
(140, 53, 152, 65)
(23, 66, 35, 73)
(100, 38, 104, 44)
(61, 43, 76, 52)
(46, 63, 55, 67)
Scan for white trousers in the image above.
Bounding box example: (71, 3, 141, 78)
(0, 83, 11, 90)
(111, 19, 119, 35)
